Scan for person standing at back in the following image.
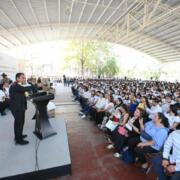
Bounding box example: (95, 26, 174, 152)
(9, 73, 31, 145)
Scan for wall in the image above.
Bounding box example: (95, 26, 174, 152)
(0, 52, 18, 80)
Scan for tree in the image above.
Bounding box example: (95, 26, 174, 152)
(64, 40, 100, 77)
(64, 40, 118, 77)
(101, 56, 119, 77)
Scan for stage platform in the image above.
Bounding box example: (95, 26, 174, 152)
(0, 102, 71, 180)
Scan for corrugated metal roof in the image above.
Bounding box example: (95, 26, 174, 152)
(0, 0, 179, 62)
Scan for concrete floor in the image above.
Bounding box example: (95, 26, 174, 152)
(51, 84, 155, 180)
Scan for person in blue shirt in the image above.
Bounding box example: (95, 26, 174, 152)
(134, 112, 169, 170)
(151, 123, 180, 180)
(129, 94, 139, 117)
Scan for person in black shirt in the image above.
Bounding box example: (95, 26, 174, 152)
(9, 73, 31, 145)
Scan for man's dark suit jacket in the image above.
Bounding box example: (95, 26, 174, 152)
(9, 82, 31, 111)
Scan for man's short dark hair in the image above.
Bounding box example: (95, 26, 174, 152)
(15, 73, 24, 80)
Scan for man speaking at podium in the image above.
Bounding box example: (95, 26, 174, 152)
(9, 73, 31, 145)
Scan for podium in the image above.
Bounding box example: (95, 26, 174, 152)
(32, 92, 57, 139)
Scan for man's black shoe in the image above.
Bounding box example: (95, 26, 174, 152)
(22, 134, 28, 139)
(15, 140, 29, 145)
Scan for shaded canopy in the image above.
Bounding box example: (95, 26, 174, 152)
(0, 0, 180, 62)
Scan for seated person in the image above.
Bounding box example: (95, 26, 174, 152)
(107, 106, 145, 158)
(79, 86, 91, 109)
(80, 90, 99, 118)
(152, 123, 180, 180)
(90, 91, 108, 121)
(99, 97, 123, 130)
(138, 96, 150, 110)
(162, 95, 175, 114)
(165, 104, 180, 130)
(146, 97, 162, 120)
(0, 81, 10, 116)
(123, 94, 130, 106)
(129, 94, 139, 117)
(95, 94, 114, 125)
(135, 113, 169, 170)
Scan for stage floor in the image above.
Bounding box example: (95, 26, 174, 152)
(0, 102, 71, 180)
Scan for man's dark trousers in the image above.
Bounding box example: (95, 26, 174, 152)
(11, 109, 25, 141)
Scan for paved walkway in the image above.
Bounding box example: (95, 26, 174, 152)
(52, 84, 155, 180)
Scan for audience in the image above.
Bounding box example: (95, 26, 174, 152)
(152, 124, 180, 180)
(72, 78, 180, 179)
(0, 80, 10, 115)
(135, 112, 169, 170)
(1, 73, 180, 179)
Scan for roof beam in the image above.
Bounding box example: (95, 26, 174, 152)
(0, 41, 10, 48)
(68, 0, 75, 24)
(94, 0, 128, 38)
(72, 0, 88, 39)
(131, 40, 178, 54)
(96, 0, 142, 39)
(111, 29, 180, 56)
(0, 35, 14, 47)
(65, 0, 119, 11)
(122, 43, 178, 62)
(65, 0, 76, 39)
(43, 0, 50, 25)
(43, 0, 53, 40)
(85, 0, 114, 38)
(143, 0, 148, 27)
(79, 0, 101, 38)
(148, 0, 162, 21)
(11, 0, 38, 42)
(0, 24, 22, 45)
(58, 0, 61, 39)
(121, 29, 180, 49)
(0, 33, 16, 46)
(0, 8, 31, 44)
(115, 2, 180, 45)
(151, 0, 180, 18)
(58, 0, 61, 23)
(27, 0, 47, 41)
(153, 54, 180, 59)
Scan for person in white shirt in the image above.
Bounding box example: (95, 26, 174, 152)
(123, 94, 131, 106)
(0, 81, 10, 116)
(152, 124, 180, 180)
(162, 95, 175, 114)
(82, 89, 91, 99)
(79, 86, 91, 109)
(94, 92, 108, 110)
(80, 90, 100, 119)
(90, 91, 108, 122)
(95, 94, 114, 125)
(165, 105, 180, 130)
(146, 97, 162, 120)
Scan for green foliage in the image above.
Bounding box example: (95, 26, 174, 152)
(101, 56, 119, 77)
(64, 40, 119, 77)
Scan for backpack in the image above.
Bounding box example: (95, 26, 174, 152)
(121, 149, 134, 164)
